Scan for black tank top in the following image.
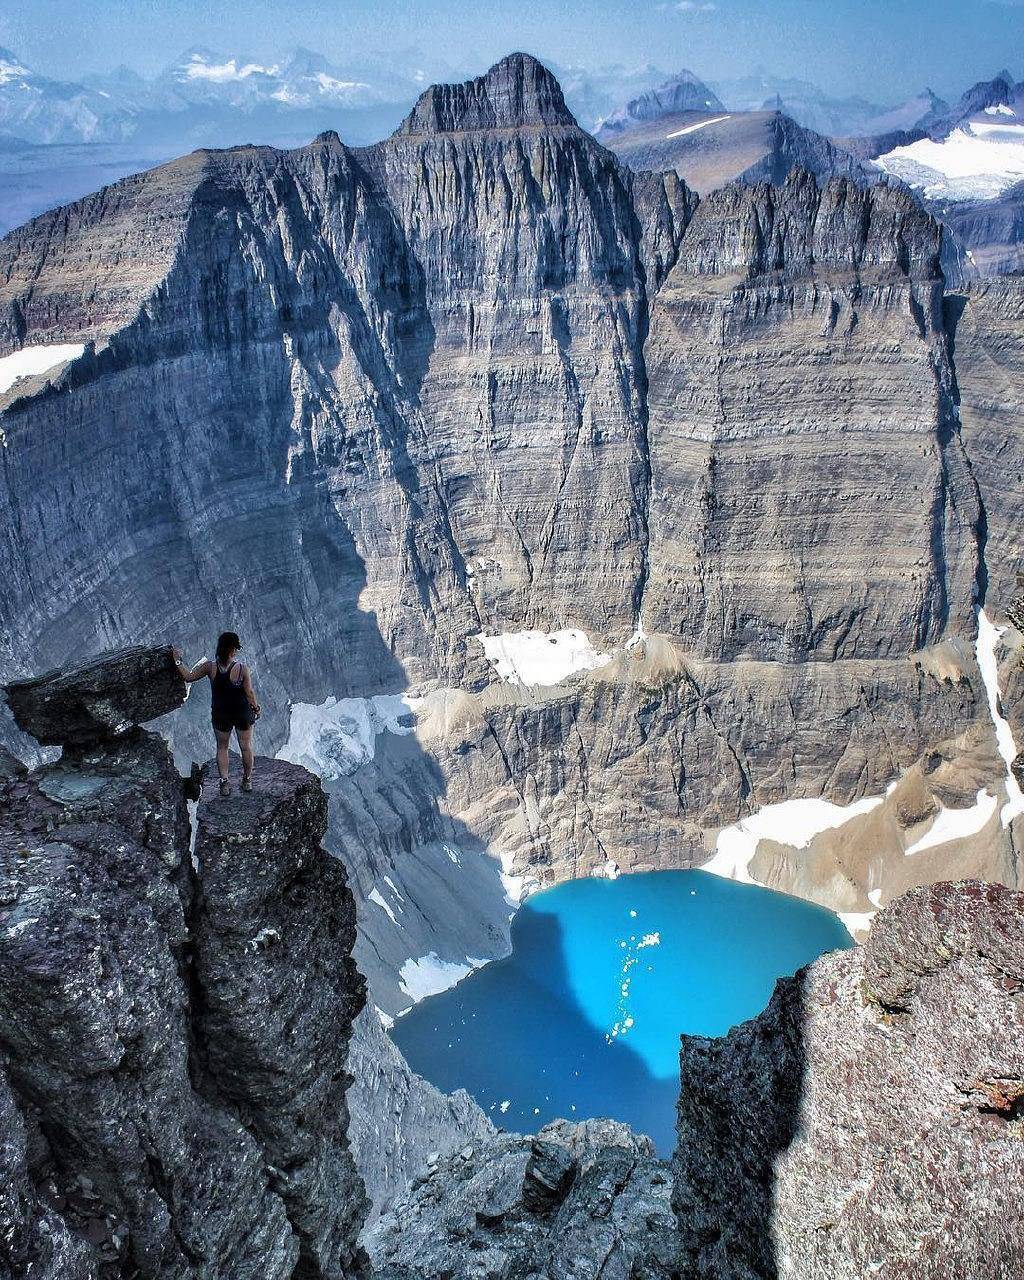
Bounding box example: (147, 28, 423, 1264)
(211, 661, 248, 718)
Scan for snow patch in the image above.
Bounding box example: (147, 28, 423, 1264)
(0, 343, 86, 396)
(703, 794, 885, 883)
(398, 952, 487, 1004)
(665, 113, 730, 138)
(904, 788, 998, 856)
(985, 104, 1016, 117)
(368, 887, 399, 924)
(0, 58, 30, 85)
(183, 55, 279, 82)
(277, 693, 419, 780)
(976, 606, 1024, 826)
(874, 124, 1024, 201)
(316, 71, 370, 95)
(838, 911, 875, 937)
(476, 629, 611, 688)
(498, 849, 541, 912)
(592, 858, 620, 880)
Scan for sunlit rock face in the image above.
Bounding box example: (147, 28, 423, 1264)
(674, 881, 1024, 1280)
(0, 53, 1017, 1008)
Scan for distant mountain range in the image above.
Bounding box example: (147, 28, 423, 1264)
(2, 42, 1023, 277)
(0, 45, 423, 148)
(0, 43, 1001, 150)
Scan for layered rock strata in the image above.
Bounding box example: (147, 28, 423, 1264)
(673, 880, 1024, 1279)
(0, 53, 1016, 998)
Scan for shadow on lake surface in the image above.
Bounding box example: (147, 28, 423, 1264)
(391, 869, 851, 1156)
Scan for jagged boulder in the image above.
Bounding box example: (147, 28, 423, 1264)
(368, 1118, 677, 1278)
(4, 644, 185, 745)
(673, 880, 1024, 1279)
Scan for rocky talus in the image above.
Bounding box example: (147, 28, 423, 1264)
(673, 880, 1024, 1279)
(0, 648, 369, 1278)
(368, 1119, 677, 1279)
(0, 52, 1019, 1003)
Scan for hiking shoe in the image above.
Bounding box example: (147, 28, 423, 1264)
(219, 778, 231, 797)
(241, 776, 253, 793)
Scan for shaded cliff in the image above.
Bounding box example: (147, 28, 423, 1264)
(0, 648, 368, 1277)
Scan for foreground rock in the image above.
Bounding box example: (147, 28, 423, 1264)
(346, 1005, 496, 1228)
(4, 644, 185, 745)
(0, 653, 368, 1277)
(674, 880, 1024, 1279)
(368, 1118, 677, 1278)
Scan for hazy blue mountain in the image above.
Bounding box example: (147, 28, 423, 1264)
(595, 70, 724, 135)
(711, 71, 886, 136)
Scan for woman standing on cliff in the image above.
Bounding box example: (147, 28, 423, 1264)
(172, 632, 261, 796)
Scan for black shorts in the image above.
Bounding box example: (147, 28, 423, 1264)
(212, 709, 254, 734)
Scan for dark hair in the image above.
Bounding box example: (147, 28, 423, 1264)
(216, 632, 242, 664)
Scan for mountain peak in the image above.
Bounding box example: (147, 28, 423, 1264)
(395, 52, 577, 136)
(596, 69, 724, 137)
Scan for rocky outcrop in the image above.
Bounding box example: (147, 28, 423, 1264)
(395, 51, 576, 134)
(193, 758, 368, 1276)
(368, 1119, 677, 1278)
(673, 880, 1024, 1279)
(0, 648, 369, 1277)
(5, 645, 185, 745)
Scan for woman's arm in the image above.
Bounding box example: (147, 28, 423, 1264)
(241, 665, 260, 712)
(171, 648, 211, 684)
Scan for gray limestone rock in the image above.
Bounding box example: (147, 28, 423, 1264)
(346, 1005, 495, 1228)
(0, 57, 995, 935)
(368, 1119, 676, 1278)
(673, 880, 1024, 1279)
(192, 757, 368, 1277)
(4, 644, 186, 745)
(0, 711, 368, 1276)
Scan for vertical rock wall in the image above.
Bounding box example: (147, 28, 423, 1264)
(0, 651, 369, 1278)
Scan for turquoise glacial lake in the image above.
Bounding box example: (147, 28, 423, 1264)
(391, 870, 853, 1153)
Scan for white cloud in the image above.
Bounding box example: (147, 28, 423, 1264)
(674, 0, 717, 10)
(184, 55, 279, 83)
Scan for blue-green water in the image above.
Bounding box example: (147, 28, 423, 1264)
(391, 870, 853, 1153)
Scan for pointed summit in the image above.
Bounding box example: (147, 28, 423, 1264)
(395, 52, 578, 136)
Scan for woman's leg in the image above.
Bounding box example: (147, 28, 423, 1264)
(237, 727, 254, 782)
(215, 729, 231, 781)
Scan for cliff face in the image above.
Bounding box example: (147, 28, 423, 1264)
(0, 649, 368, 1277)
(673, 880, 1024, 1278)
(0, 53, 1016, 1005)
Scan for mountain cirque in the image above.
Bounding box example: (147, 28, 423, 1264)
(0, 52, 1022, 1002)
(1, 647, 1019, 1279)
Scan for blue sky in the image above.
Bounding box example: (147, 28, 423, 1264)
(4, 0, 1023, 101)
